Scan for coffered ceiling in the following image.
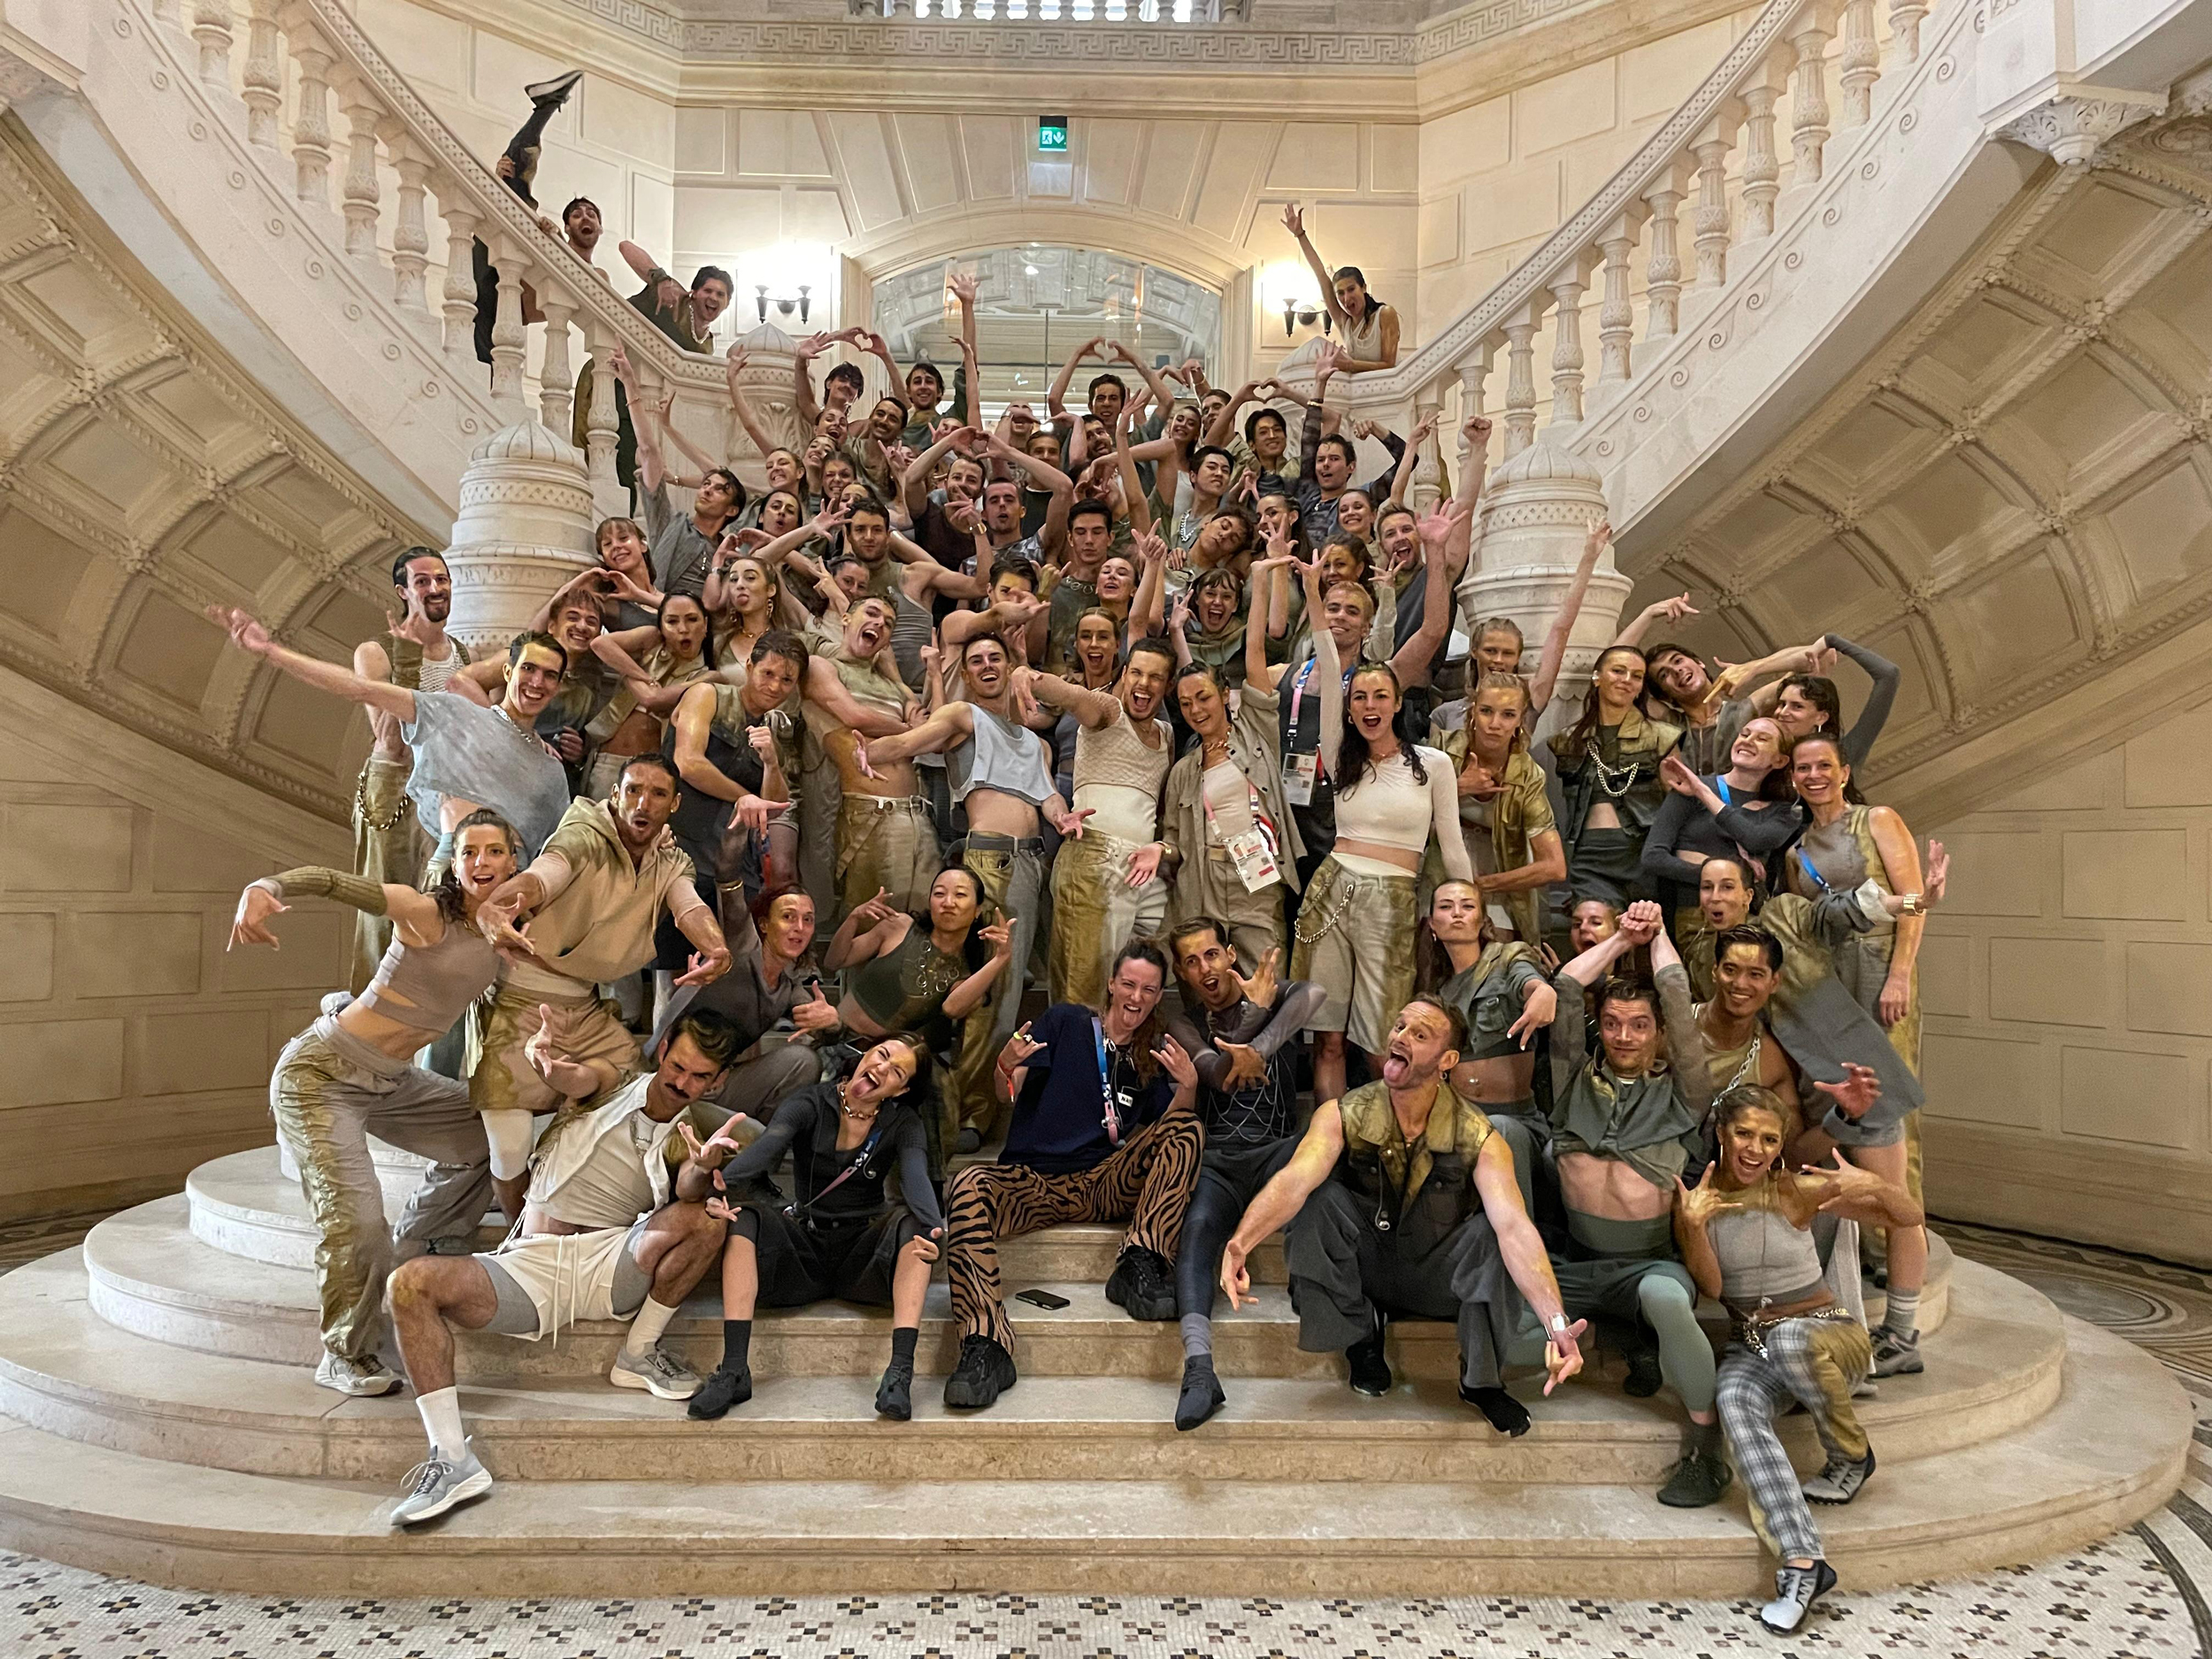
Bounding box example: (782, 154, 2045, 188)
(1621, 94, 2212, 824)
(0, 122, 432, 823)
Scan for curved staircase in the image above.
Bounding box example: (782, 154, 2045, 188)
(0, 1140, 2185, 1594)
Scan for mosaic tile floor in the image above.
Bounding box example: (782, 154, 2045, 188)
(0, 1209, 2207, 1659)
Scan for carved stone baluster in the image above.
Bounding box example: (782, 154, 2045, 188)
(1839, 0, 1879, 126)
(488, 238, 531, 410)
(1595, 211, 1643, 385)
(1740, 60, 1786, 240)
(1501, 308, 1540, 458)
(1548, 254, 1595, 427)
(1887, 0, 1925, 65)
(540, 292, 578, 440)
(241, 0, 282, 148)
(388, 137, 431, 312)
(584, 319, 621, 498)
(338, 85, 384, 259)
(1641, 165, 1687, 340)
(1456, 337, 1496, 427)
(191, 0, 234, 89)
(1691, 119, 1739, 291)
(290, 37, 334, 206)
(437, 191, 482, 364)
(1790, 8, 1834, 183)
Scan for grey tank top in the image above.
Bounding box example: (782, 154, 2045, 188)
(359, 916, 502, 1035)
(1707, 1192, 1825, 1310)
(949, 704, 1054, 808)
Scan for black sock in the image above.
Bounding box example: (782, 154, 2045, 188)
(721, 1319, 752, 1372)
(1689, 1417, 1723, 1455)
(889, 1326, 918, 1368)
(1463, 1384, 1531, 1436)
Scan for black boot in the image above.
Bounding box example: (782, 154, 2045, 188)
(875, 1362, 914, 1421)
(1104, 1247, 1178, 1322)
(1346, 1325, 1393, 1396)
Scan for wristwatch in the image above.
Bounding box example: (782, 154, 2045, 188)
(1546, 1312, 1571, 1335)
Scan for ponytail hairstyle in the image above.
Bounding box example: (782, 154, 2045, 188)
(433, 809, 519, 923)
(1333, 264, 1386, 326)
(1555, 644, 1648, 762)
(1467, 669, 1534, 756)
(1104, 938, 1171, 1081)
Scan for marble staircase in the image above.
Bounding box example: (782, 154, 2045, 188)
(0, 1141, 2187, 1594)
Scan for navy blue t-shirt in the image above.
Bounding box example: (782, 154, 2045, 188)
(1000, 1002, 1175, 1175)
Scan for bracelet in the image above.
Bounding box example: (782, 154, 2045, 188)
(1899, 892, 1924, 916)
(1546, 1312, 1570, 1334)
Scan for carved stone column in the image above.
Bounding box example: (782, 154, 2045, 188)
(1998, 91, 2164, 165)
(443, 420, 595, 659)
(1456, 437, 1632, 746)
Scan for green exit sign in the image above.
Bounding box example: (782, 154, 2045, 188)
(1038, 117, 1068, 153)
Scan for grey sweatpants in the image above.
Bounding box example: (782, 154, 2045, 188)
(270, 1015, 494, 1360)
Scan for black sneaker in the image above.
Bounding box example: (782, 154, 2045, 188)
(874, 1362, 914, 1421)
(1346, 1329, 1393, 1396)
(1758, 1559, 1838, 1632)
(1174, 1355, 1225, 1431)
(1622, 1348, 1664, 1398)
(1656, 1446, 1733, 1508)
(941, 1333, 1017, 1409)
(524, 70, 585, 107)
(687, 1365, 752, 1421)
(1104, 1247, 1178, 1322)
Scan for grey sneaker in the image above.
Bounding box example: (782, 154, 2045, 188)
(315, 1351, 401, 1397)
(1871, 1326, 1924, 1376)
(1757, 1559, 1837, 1632)
(1802, 1448, 1877, 1504)
(389, 1443, 492, 1526)
(610, 1345, 703, 1400)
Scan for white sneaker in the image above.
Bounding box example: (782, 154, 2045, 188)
(389, 1442, 492, 1526)
(610, 1345, 703, 1400)
(315, 1352, 402, 1397)
(1757, 1559, 1838, 1632)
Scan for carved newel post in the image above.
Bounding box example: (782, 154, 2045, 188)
(443, 419, 595, 658)
(1459, 436, 1632, 747)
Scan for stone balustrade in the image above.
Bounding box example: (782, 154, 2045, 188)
(137, 0, 757, 520)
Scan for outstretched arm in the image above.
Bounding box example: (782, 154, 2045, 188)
(1474, 1133, 1580, 1391)
(1387, 497, 1470, 690)
(1220, 1101, 1345, 1308)
(861, 700, 972, 767)
(1530, 518, 1609, 714)
(207, 608, 417, 722)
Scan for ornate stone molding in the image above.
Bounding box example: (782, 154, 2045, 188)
(1998, 90, 2163, 165)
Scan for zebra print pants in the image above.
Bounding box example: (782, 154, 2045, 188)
(946, 1110, 1205, 1351)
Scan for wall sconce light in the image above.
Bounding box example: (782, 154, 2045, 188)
(1281, 301, 1332, 339)
(756, 283, 814, 325)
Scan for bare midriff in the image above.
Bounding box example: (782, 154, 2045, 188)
(1558, 1150, 1671, 1220)
(1451, 1051, 1536, 1103)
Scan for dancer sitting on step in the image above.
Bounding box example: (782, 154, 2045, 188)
(382, 1010, 737, 1526)
(1159, 921, 1326, 1431)
(677, 1034, 942, 1423)
(941, 940, 1206, 1412)
(231, 810, 519, 1400)
(1220, 995, 1586, 1435)
(1678, 1088, 1920, 1632)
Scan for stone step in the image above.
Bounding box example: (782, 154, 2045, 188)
(90, 1194, 1953, 1380)
(94, 1195, 1428, 1380)
(0, 1251, 2058, 1487)
(190, 1147, 1290, 1286)
(0, 1313, 2185, 1596)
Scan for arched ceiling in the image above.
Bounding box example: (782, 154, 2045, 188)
(0, 120, 431, 822)
(1622, 90, 2212, 826)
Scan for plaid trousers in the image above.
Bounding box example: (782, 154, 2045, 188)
(1716, 1315, 1872, 1562)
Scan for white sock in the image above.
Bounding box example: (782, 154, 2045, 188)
(1883, 1287, 1921, 1338)
(623, 1297, 679, 1359)
(416, 1386, 466, 1461)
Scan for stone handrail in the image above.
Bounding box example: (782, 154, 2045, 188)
(162, 0, 741, 507)
(1327, 0, 1934, 449)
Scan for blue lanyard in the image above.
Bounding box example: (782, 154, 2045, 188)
(1715, 777, 1735, 808)
(1794, 848, 1832, 895)
(1092, 1018, 1125, 1146)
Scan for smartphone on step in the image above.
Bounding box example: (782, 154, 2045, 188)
(1014, 1287, 1071, 1310)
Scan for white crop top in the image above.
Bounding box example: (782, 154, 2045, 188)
(1333, 746, 1471, 880)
